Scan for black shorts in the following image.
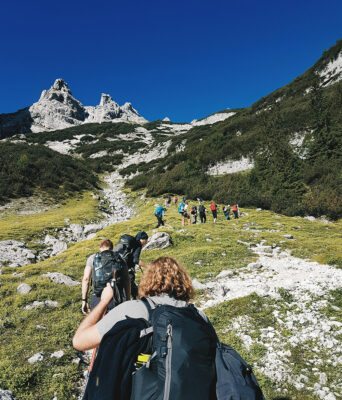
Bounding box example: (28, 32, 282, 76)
(212, 210, 217, 218)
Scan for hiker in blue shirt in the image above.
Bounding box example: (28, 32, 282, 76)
(154, 206, 166, 228)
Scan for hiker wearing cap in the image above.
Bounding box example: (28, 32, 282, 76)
(113, 232, 148, 299)
(81, 239, 131, 315)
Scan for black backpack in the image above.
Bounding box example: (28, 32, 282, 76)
(92, 250, 127, 305)
(114, 234, 138, 262)
(199, 205, 205, 213)
(132, 298, 265, 400)
(130, 298, 217, 400)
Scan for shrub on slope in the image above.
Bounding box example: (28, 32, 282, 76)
(0, 143, 98, 204)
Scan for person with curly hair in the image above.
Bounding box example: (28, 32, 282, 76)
(73, 256, 208, 351)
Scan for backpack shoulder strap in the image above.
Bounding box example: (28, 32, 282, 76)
(140, 297, 158, 323)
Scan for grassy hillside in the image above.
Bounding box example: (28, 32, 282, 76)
(126, 40, 342, 219)
(0, 191, 341, 399)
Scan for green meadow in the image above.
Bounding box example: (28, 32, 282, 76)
(0, 191, 342, 399)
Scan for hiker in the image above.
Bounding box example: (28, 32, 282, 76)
(167, 196, 171, 206)
(113, 232, 148, 299)
(74, 257, 266, 400)
(210, 201, 218, 223)
(199, 203, 206, 223)
(178, 200, 188, 227)
(81, 239, 130, 315)
(154, 205, 166, 228)
(190, 205, 198, 224)
(73, 257, 217, 399)
(174, 196, 178, 205)
(183, 202, 191, 226)
(182, 196, 186, 203)
(232, 204, 239, 219)
(197, 197, 203, 204)
(223, 204, 230, 220)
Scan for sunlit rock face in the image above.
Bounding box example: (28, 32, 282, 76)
(0, 79, 147, 138)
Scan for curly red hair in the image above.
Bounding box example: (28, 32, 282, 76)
(138, 257, 194, 301)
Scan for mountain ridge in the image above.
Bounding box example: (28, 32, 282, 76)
(0, 79, 147, 138)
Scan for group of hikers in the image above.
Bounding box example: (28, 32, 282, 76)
(155, 196, 240, 228)
(74, 225, 265, 399)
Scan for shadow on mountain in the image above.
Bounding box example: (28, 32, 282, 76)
(0, 107, 34, 139)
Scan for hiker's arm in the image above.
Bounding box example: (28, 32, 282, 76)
(133, 247, 147, 268)
(81, 266, 92, 315)
(73, 284, 113, 351)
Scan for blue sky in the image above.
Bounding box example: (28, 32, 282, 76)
(1, 0, 342, 122)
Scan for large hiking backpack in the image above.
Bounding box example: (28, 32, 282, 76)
(92, 250, 127, 305)
(199, 204, 205, 213)
(114, 234, 138, 262)
(131, 298, 217, 400)
(132, 298, 265, 400)
(178, 202, 184, 213)
(210, 202, 216, 211)
(191, 205, 197, 214)
(155, 206, 164, 217)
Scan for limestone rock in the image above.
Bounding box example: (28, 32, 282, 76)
(0, 240, 36, 267)
(247, 262, 263, 271)
(41, 272, 80, 286)
(51, 350, 64, 359)
(192, 279, 205, 290)
(28, 352, 44, 364)
(83, 223, 105, 237)
(0, 389, 15, 400)
(17, 283, 32, 294)
(216, 270, 234, 278)
(44, 235, 67, 256)
(283, 234, 294, 239)
(24, 301, 58, 310)
(143, 232, 173, 251)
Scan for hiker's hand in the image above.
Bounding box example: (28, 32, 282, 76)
(81, 301, 89, 315)
(101, 283, 113, 305)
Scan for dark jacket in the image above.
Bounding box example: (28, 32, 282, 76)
(83, 317, 151, 400)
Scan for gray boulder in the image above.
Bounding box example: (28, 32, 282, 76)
(44, 235, 67, 256)
(0, 389, 15, 400)
(50, 350, 64, 359)
(143, 232, 173, 251)
(69, 224, 84, 241)
(83, 223, 105, 237)
(17, 283, 32, 294)
(247, 262, 264, 271)
(41, 272, 80, 286)
(283, 234, 294, 239)
(0, 240, 36, 267)
(27, 352, 44, 364)
(216, 270, 234, 279)
(24, 301, 58, 310)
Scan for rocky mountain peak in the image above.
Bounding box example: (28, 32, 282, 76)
(52, 78, 70, 91)
(0, 79, 148, 137)
(100, 93, 115, 106)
